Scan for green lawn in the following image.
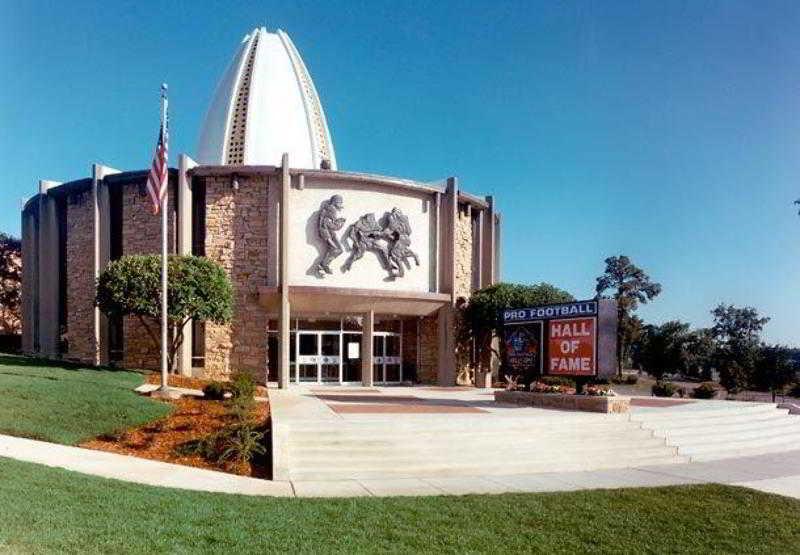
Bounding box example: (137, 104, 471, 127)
(0, 355, 171, 444)
(1, 457, 799, 554)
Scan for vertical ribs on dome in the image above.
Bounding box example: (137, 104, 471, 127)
(225, 31, 260, 165)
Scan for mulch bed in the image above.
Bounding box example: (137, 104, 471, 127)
(80, 396, 270, 478)
(144, 373, 269, 397)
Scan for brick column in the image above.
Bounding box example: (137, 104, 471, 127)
(278, 154, 291, 389)
(177, 154, 196, 376)
(361, 310, 374, 387)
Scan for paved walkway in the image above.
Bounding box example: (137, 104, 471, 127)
(1, 432, 799, 499)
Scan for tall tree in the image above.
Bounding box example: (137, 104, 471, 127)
(595, 255, 662, 375)
(96, 255, 233, 371)
(710, 304, 770, 393)
(0, 233, 22, 333)
(754, 344, 797, 402)
(683, 328, 716, 380)
(638, 321, 691, 381)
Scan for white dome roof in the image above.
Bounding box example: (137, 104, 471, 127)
(196, 27, 337, 170)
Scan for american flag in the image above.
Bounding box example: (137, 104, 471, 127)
(146, 123, 168, 214)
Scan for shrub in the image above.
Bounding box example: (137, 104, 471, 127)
(229, 371, 256, 400)
(692, 382, 718, 399)
(652, 381, 677, 397)
(788, 383, 800, 398)
(625, 374, 639, 385)
(589, 377, 610, 386)
(202, 381, 226, 401)
(176, 422, 265, 468)
(540, 376, 576, 388)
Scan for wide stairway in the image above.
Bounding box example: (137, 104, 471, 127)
(279, 415, 686, 481)
(628, 401, 800, 462)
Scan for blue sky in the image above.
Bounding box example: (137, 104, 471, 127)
(1, 0, 799, 344)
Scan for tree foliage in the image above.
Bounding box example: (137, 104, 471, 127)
(710, 304, 770, 393)
(682, 328, 716, 380)
(0, 233, 22, 333)
(753, 345, 797, 401)
(595, 255, 662, 375)
(638, 321, 691, 380)
(96, 255, 233, 370)
(465, 282, 573, 373)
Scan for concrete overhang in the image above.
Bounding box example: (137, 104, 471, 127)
(258, 285, 451, 317)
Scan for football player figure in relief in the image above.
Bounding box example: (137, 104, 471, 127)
(383, 207, 420, 278)
(313, 195, 345, 278)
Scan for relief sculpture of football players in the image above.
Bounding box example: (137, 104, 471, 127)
(312, 195, 345, 278)
(382, 207, 420, 278)
(342, 213, 389, 272)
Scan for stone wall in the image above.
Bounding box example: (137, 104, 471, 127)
(416, 314, 439, 383)
(454, 204, 474, 301)
(120, 182, 176, 371)
(203, 175, 269, 382)
(64, 191, 96, 364)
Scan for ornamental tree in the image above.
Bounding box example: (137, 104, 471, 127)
(0, 233, 22, 333)
(754, 344, 797, 402)
(595, 255, 662, 376)
(96, 255, 233, 371)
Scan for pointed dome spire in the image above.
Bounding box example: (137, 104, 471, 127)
(196, 27, 337, 169)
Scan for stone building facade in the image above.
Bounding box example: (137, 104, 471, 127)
(21, 159, 501, 386)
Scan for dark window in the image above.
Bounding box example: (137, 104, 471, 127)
(191, 320, 205, 367)
(109, 184, 123, 261)
(109, 316, 124, 363)
(56, 196, 67, 347)
(191, 178, 206, 256)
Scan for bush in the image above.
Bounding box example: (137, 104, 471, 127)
(625, 374, 639, 385)
(202, 381, 226, 401)
(176, 421, 265, 468)
(652, 381, 677, 397)
(229, 371, 256, 400)
(540, 376, 575, 388)
(692, 382, 718, 399)
(589, 377, 610, 386)
(787, 383, 800, 398)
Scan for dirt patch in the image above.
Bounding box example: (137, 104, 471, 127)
(81, 397, 270, 478)
(144, 373, 268, 397)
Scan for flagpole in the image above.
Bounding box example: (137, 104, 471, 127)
(159, 83, 169, 391)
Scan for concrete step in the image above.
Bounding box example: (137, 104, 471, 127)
(638, 411, 791, 435)
(285, 426, 655, 447)
(631, 403, 780, 423)
(660, 418, 800, 445)
(286, 418, 629, 435)
(288, 437, 671, 461)
(679, 430, 800, 459)
(287, 453, 688, 481)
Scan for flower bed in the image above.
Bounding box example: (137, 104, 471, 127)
(495, 390, 630, 413)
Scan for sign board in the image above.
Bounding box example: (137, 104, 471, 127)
(548, 317, 596, 376)
(504, 321, 543, 375)
(501, 299, 616, 380)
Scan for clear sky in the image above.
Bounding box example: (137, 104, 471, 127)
(1, 0, 798, 344)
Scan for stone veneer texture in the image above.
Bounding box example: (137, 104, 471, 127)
(203, 175, 269, 381)
(120, 182, 176, 370)
(65, 191, 96, 364)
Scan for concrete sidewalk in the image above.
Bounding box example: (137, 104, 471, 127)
(1, 433, 799, 499)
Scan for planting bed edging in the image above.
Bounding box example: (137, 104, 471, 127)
(495, 391, 630, 413)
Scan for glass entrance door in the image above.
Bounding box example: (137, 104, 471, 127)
(297, 333, 318, 382)
(373, 333, 402, 383)
(320, 333, 340, 382)
(295, 332, 341, 383)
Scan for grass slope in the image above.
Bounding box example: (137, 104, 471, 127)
(1, 457, 799, 554)
(0, 355, 171, 444)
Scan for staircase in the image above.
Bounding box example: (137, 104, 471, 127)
(629, 401, 800, 462)
(274, 415, 686, 481)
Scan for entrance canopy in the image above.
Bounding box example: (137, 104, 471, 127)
(258, 285, 450, 317)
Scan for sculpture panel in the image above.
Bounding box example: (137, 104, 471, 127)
(312, 195, 345, 278)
